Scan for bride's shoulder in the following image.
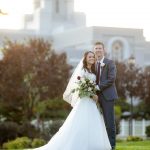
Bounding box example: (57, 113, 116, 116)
(80, 68, 91, 77)
(80, 68, 86, 76)
(80, 68, 95, 76)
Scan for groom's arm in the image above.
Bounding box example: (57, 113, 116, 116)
(99, 60, 116, 91)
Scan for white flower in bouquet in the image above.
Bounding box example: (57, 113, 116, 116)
(90, 80, 93, 84)
(101, 62, 105, 67)
(96, 85, 100, 91)
(71, 76, 100, 99)
(88, 87, 92, 91)
(81, 78, 86, 83)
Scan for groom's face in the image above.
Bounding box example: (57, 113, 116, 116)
(94, 44, 105, 60)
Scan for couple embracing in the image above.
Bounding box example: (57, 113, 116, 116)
(35, 42, 118, 150)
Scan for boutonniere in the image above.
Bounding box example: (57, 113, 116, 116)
(100, 62, 105, 67)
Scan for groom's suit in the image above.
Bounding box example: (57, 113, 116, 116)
(96, 57, 118, 148)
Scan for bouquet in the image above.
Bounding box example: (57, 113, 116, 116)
(71, 76, 99, 98)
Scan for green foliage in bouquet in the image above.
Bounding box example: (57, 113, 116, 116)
(72, 76, 99, 98)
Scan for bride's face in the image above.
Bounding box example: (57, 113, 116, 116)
(86, 52, 95, 65)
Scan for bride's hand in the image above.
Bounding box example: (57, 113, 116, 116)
(92, 95, 98, 103)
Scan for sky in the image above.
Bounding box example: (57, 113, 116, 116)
(0, 0, 150, 41)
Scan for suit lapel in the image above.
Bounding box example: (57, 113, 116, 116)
(95, 62, 97, 73)
(100, 58, 108, 79)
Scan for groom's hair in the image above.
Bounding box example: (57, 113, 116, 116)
(94, 41, 104, 49)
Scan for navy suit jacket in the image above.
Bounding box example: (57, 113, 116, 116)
(97, 58, 118, 101)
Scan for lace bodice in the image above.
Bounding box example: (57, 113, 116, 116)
(80, 69, 96, 82)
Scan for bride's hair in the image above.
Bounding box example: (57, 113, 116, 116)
(83, 51, 96, 74)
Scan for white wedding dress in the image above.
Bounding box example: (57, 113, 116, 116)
(34, 71, 111, 150)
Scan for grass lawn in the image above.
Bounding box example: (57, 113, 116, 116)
(116, 140, 150, 150)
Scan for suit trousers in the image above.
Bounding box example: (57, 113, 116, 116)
(99, 93, 116, 148)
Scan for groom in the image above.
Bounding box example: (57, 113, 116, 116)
(93, 42, 118, 150)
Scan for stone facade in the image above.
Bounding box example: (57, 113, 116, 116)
(0, 0, 150, 67)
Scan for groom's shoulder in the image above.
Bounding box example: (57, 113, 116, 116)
(104, 57, 114, 64)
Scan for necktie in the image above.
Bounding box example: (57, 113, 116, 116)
(96, 62, 101, 84)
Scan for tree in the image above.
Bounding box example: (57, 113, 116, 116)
(139, 66, 150, 116)
(0, 38, 71, 123)
(115, 61, 143, 135)
(115, 61, 142, 100)
(115, 61, 127, 99)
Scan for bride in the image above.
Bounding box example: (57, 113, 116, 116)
(34, 51, 111, 150)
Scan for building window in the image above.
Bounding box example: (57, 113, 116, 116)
(112, 40, 124, 61)
(34, 0, 41, 9)
(56, 0, 59, 13)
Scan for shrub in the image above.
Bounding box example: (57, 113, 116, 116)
(50, 120, 64, 135)
(115, 105, 122, 135)
(116, 138, 124, 142)
(39, 119, 64, 140)
(0, 122, 19, 145)
(146, 125, 150, 137)
(19, 122, 41, 138)
(2, 137, 32, 149)
(35, 99, 71, 119)
(2, 137, 46, 149)
(0, 121, 43, 147)
(31, 138, 46, 148)
(126, 136, 143, 141)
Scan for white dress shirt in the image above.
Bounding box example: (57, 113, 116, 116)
(97, 56, 105, 76)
